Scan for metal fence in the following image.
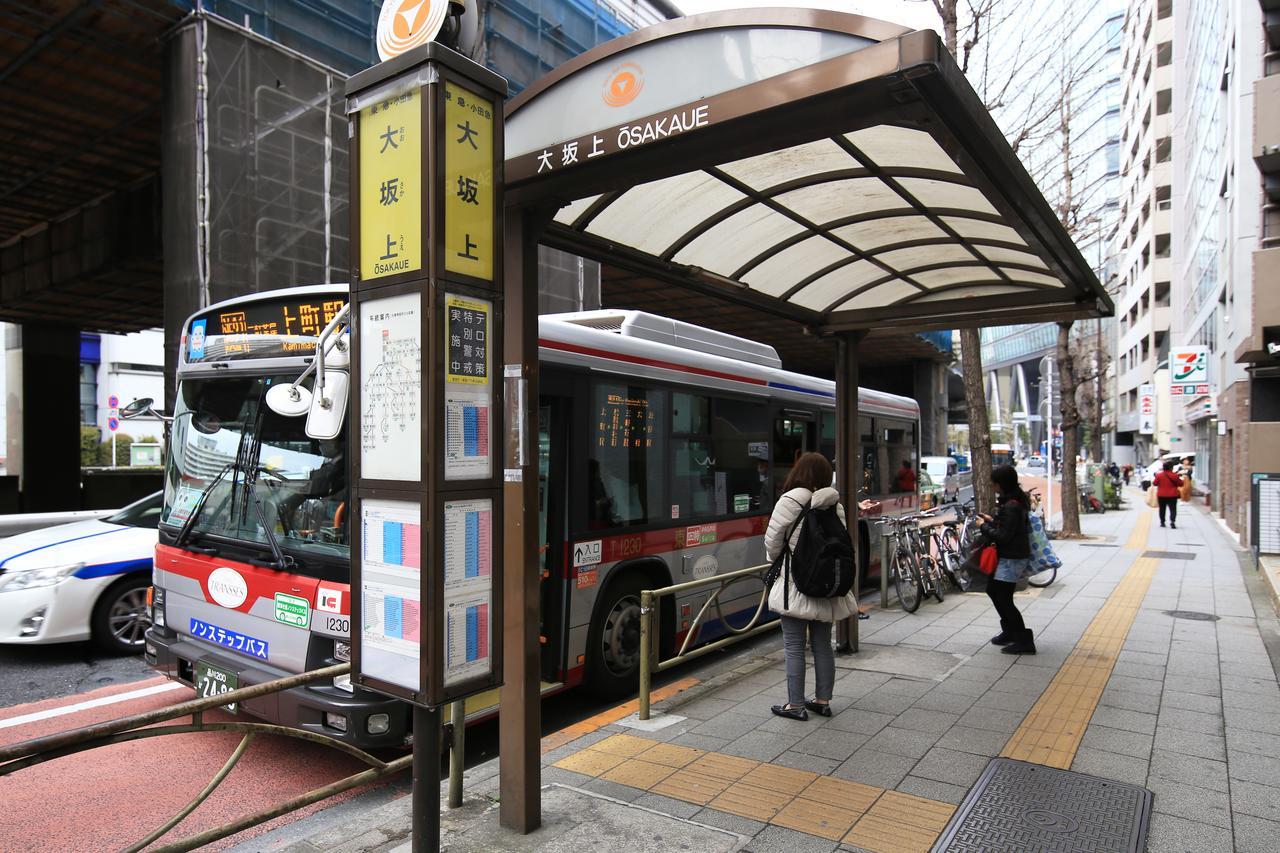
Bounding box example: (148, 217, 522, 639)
(637, 563, 778, 720)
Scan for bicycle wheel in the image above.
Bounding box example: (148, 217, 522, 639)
(942, 550, 971, 592)
(1026, 566, 1057, 588)
(920, 555, 945, 602)
(892, 549, 923, 613)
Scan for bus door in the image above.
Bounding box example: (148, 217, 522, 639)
(538, 395, 570, 683)
(773, 410, 817, 496)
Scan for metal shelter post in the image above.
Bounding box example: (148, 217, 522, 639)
(411, 705, 442, 853)
(499, 206, 543, 833)
(835, 331, 866, 653)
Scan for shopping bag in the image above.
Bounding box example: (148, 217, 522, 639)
(1027, 512, 1062, 572)
(1145, 486, 1158, 508)
(1179, 476, 1193, 502)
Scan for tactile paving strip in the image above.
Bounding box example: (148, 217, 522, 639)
(932, 758, 1152, 853)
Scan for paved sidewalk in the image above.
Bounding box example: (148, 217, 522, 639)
(250, 492, 1280, 852)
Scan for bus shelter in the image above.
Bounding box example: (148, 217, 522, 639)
(496, 9, 1112, 832)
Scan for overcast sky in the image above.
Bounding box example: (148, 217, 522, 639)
(671, 0, 943, 33)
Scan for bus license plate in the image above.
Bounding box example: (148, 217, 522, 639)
(195, 661, 238, 713)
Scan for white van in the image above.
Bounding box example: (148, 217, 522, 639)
(921, 456, 961, 503)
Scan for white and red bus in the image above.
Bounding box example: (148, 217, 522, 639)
(145, 287, 921, 746)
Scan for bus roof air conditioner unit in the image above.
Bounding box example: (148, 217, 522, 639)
(548, 310, 783, 369)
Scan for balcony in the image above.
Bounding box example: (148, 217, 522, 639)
(1236, 246, 1280, 364)
(1256, 75, 1280, 175)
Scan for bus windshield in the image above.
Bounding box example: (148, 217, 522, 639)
(162, 374, 348, 572)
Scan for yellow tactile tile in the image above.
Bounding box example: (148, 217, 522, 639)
(709, 780, 794, 820)
(586, 733, 658, 758)
(634, 741, 704, 768)
(650, 768, 734, 805)
(771, 796, 859, 841)
(685, 751, 759, 782)
(1124, 509, 1153, 549)
(553, 748, 627, 777)
(740, 762, 819, 791)
(1002, 546, 1162, 768)
(798, 775, 882, 814)
(844, 790, 956, 853)
(600, 758, 677, 790)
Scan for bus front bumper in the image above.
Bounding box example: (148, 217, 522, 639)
(145, 627, 410, 749)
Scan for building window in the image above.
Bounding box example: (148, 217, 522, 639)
(79, 363, 97, 425)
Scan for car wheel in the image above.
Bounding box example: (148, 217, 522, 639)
(91, 573, 152, 655)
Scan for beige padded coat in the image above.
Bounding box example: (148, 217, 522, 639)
(764, 486, 859, 622)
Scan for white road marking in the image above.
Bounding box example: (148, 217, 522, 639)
(0, 681, 185, 731)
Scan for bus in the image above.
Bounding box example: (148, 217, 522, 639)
(144, 287, 921, 746)
(991, 443, 1015, 469)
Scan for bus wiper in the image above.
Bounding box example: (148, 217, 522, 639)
(250, 489, 293, 571)
(174, 462, 235, 551)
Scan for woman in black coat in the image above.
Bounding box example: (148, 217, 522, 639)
(977, 464, 1036, 655)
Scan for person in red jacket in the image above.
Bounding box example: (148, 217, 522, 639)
(1153, 460, 1183, 528)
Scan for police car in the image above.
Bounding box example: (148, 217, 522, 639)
(0, 492, 160, 654)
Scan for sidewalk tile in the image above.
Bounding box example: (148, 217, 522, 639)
(587, 733, 658, 758)
(1224, 706, 1280, 735)
(1153, 726, 1225, 760)
(825, 708, 894, 736)
(1069, 746, 1149, 786)
(771, 797, 859, 841)
(582, 776, 644, 802)
(553, 748, 626, 777)
(1148, 749, 1230, 792)
(862, 726, 939, 759)
(895, 775, 968, 805)
(670, 732, 730, 752)
(843, 790, 954, 853)
(1089, 705, 1158, 734)
(937, 725, 1009, 757)
(791, 728, 870, 762)
(685, 751, 759, 782)
(741, 761, 820, 791)
(599, 758, 677, 790)
(630, 791, 703, 819)
(693, 711, 769, 741)
(874, 679, 936, 699)
(956, 707, 1024, 733)
(851, 691, 918, 716)
(1161, 688, 1222, 714)
(744, 824, 840, 853)
(1230, 779, 1280, 822)
(708, 779, 793, 820)
(690, 806, 767, 837)
(773, 751, 841, 775)
(722, 730, 801, 762)
(1079, 725, 1153, 758)
(1146, 814, 1233, 852)
(650, 768, 732, 805)
(1227, 751, 1280, 786)
(833, 747, 916, 789)
(1146, 777, 1233, 828)
(798, 775, 881, 813)
(1158, 706, 1225, 736)
(1234, 814, 1280, 853)
(909, 746, 990, 788)
(889, 708, 960, 733)
(1225, 729, 1280, 759)
(636, 741, 705, 768)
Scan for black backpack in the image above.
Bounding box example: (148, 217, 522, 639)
(770, 500, 856, 609)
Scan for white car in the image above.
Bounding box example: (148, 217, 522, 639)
(920, 456, 961, 502)
(0, 492, 160, 654)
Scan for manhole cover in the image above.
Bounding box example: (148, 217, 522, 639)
(1142, 550, 1197, 560)
(932, 759, 1151, 852)
(1164, 610, 1219, 622)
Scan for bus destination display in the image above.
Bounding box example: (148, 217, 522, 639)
(596, 394, 654, 449)
(188, 295, 347, 362)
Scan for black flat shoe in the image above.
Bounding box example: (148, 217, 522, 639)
(771, 703, 808, 721)
(858, 611, 871, 620)
(804, 700, 833, 717)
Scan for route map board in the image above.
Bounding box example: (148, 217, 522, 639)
(360, 291, 422, 481)
(360, 499, 423, 691)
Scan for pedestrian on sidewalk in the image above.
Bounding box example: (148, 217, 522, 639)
(764, 452, 861, 721)
(1153, 460, 1183, 528)
(978, 464, 1037, 655)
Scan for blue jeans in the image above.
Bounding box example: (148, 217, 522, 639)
(994, 557, 1032, 583)
(780, 616, 834, 706)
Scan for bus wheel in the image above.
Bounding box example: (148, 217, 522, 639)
(586, 573, 649, 699)
(92, 573, 151, 655)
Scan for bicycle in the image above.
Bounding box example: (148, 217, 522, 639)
(874, 516, 924, 613)
(931, 509, 972, 593)
(906, 510, 948, 603)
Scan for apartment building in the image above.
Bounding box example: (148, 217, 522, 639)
(1111, 0, 1176, 464)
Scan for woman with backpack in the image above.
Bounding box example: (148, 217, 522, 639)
(977, 464, 1037, 655)
(764, 452, 861, 721)
(1153, 460, 1183, 528)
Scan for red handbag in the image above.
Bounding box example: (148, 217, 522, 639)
(978, 546, 999, 575)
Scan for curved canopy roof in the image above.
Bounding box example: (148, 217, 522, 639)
(504, 9, 1112, 333)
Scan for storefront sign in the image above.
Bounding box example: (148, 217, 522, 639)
(1138, 384, 1155, 435)
(1170, 346, 1209, 385)
(358, 88, 423, 281)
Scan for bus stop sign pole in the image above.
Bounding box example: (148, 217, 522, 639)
(344, 42, 508, 853)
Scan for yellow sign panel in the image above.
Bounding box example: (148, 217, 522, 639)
(359, 87, 422, 281)
(444, 293, 490, 385)
(444, 83, 495, 281)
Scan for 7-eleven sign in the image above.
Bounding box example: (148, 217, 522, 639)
(1170, 346, 1209, 384)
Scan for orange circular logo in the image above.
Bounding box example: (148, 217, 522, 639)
(376, 0, 448, 61)
(602, 63, 644, 107)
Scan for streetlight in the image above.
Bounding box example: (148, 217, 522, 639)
(1038, 355, 1057, 533)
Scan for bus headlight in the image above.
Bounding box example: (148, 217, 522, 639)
(151, 587, 167, 628)
(0, 563, 83, 592)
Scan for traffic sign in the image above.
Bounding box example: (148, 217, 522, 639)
(108, 394, 119, 409)
(108, 417, 120, 432)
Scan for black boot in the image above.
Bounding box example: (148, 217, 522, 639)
(1001, 629, 1037, 655)
(990, 622, 1016, 646)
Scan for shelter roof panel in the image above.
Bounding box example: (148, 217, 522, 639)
(830, 278, 920, 312)
(829, 216, 947, 251)
(912, 267, 995, 288)
(672, 205, 807, 275)
(940, 216, 1028, 245)
(872, 244, 978, 270)
(554, 194, 604, 225)
(585, 172, 745, 255)
(740, 235, 851, 294)
(914, 284, 1037, 301)
(895, 177, 999, 216)
(789, 260, 895, 310)
(1002, 269, 1064, 287)
(773, 176, 903, 224)
(976, 246, 1049, 268)
(718, 139, 853, 190)
(844, 125, 963, 174)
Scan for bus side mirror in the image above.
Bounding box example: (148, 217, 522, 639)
(120, 397, 171, 422)
(306, 371, 348, 441)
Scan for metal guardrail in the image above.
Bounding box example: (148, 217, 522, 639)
(0, 663, 424, 852)
(637, 563, 779, 720)
(0, 508, 118, 537)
